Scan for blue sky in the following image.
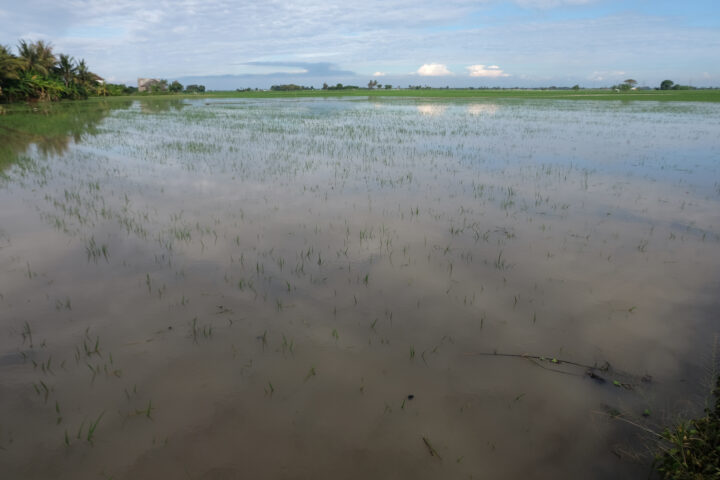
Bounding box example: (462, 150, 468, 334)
(1, 0, 718, 89)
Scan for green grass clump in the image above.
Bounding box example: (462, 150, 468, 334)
(655, 377, 720, 479)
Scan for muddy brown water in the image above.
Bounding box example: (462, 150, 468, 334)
(1, 97, 719, 479)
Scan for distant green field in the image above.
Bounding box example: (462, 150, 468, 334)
(185, 88, 720, 102)
(3, 88, 718, 106)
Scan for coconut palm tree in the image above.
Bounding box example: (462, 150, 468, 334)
(0, 44, 23, 99)
(17, 39, 56, 76)
(55, 53, 77, 88)
(76, 59, 102, 85)
(0, 45, 21, 80)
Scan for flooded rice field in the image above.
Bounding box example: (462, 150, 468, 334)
(1, 96, 719, 479)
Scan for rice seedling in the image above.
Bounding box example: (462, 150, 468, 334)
(21, 321, 33, 347)
(422, 436, 442, 460)
(40, 355, 53, 375)
(85, 236, 109, 263)
(281, 334, 294, 354)
(135, 401, 154, 420)
(86, 411, 105, 444)
(26, 262, 36, 279)
(189, 317, 212, 342)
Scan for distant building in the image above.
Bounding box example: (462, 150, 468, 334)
(138, 78, 160, 92)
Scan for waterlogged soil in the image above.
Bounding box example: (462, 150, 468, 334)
(1, 97, 720, 479)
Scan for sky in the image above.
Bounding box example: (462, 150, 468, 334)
(1, 0, 719, 89)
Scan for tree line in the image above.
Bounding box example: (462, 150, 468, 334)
(0, 40, 106, 102)
(139, 79, 205, 93)
(0, 39, 208, 103)
(610, 78, 695, 91)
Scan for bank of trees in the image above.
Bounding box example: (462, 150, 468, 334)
(321, 83, 359, 90)
(0, 40, 103, 102)
(659, 79, 693, 90)
(270, 84, 313, 91)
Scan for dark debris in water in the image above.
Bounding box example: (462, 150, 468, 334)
(586, 370, 607, 384)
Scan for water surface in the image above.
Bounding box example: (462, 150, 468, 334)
(1, 96, 720, 479)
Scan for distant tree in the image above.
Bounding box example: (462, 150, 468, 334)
(384, 84, 392, 89)
(622, 78, 637, 90)
(168, 80, 183, 92)
(96, 82, 108, 96)
(76, 59, 92, 84)
(270, 84, 309, 91)
(185, 84, 205, 93)
(103, 83, 139, 96)
(149, 79, 168, 93)
(322, 82, 328, 90)
(77, 62, 101, 97)
(105, 83, 126, 96)
(572, 84, 580, 90)
(367, 79, 378, 89)
(55, 54, 76, 88)
(660, 79, 674, 90)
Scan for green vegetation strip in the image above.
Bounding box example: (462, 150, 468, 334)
(170, 88, 720, 102)
(655, 377, 720, 478)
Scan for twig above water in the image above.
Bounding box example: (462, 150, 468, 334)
(463, 351, 608, 370)
(462, 351, 642, 386)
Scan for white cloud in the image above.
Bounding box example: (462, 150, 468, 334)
(588, 70, 626, 81)
(515, 0, 597, 8)
(417, 63, 452, 76)
(466, 65, 510, 77)
(373, 71, 386, 76)
(0, 0, 715, 87)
